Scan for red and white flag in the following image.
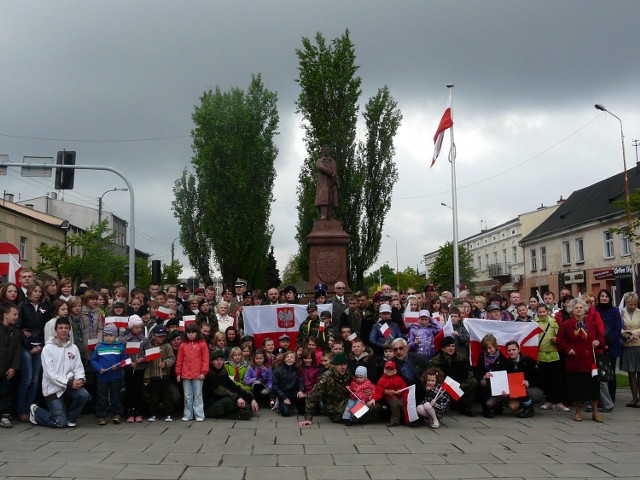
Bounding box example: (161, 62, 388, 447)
(125, 341, 141, 355)
(442, 376, 464, 401)
(347, 332, 358, 342)
(318, 321, 325, 332)
(183, 315, 196, 327)
(178, 321, 185, 332)
(463, 318, 543, 366)
(242, 304, 333, 348)
(350, 402, 369, 419)
(156, 306, 172, 320)
(145, 346, 161, 361)
(380, 322, 392, 339)
(106, 316, 128, 329)
(403, 311, 420, 329)
(87, 338, 99, 351)
(402, 384, 419, 423)
(6, 255, 21, 285)
(119, 358, 132, 368)
(434, 318, 455, 353)
(591, 363, 599, 377)
(431, 94, 453, 168)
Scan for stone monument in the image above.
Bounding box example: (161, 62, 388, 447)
(306, 145, 351, 296)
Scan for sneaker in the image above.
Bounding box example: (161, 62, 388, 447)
(148, 416, 157, 422)
(66, 421, 76, 427)
(0, 415, 13, 428)
(540, 402, 553, 410)
(97, 418, 107, 426)
(127, 416, 135, 423)
(135, 416, 143, 423)
(195, 418, 204, 422)
(553, 403, 570, 412)
(112, 415, 121, 425)
(29, 404, 38, 425)
(182, 417, 191, 422)
(517, 407, 535, 418)
(430, 421, 441, 429)
(164, 416, 173, 422)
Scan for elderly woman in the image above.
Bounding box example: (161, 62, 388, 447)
(621, 292, 640, 407)
(556, 298, 605, 422)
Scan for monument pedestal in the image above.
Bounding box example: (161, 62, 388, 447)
(306, 219, 351, 296)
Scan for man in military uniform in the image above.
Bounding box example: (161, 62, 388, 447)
(297, 302, 320, 347)
(299, 352, 352, 425)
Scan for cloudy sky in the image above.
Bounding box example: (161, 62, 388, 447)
(2, 1, 638, 285)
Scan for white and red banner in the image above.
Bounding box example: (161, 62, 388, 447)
(403, 311, 419, 329)
(350, 402, 369, 419)
(380, 323, 392, 339)
(145, 346, 161, 361)
(183, 315, 196, 327)
(242, 304, 333, 348)
(401, 384, 419, 423)
(431, 94, 453, 168)
(125, 341, 141, 355)
(105, 316, 128, 329)
(463, 318, 543, 366)
(156, 306, 172, 320)
(87, 338, 99, 351)
(442, 376, 464, 401)
(434, 318, 455, 353)
(119, 358, 132, 368)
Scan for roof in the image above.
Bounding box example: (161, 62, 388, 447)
(522, 165, 640, 244)
(0, 199, 69, 228)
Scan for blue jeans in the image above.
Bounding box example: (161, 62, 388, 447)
(18, 349, 41, 416)
(33, 387, 91, 428)
(342, 398, 358, 420)
(182, 379, 204, 421)
(95, 378, 124, 418)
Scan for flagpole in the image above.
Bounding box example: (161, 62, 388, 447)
(447, 84, 460, 297)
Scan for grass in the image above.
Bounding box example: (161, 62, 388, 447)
(616, 373, 630, 388)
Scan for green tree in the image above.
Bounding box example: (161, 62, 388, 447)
(295, 31, 401, 290)
(281, 253, 304, 287)
(162, 259, 183, 285)
(134, 257, 152, 291)
(35, 221, 127, 286)
(174, 74, 279, 288)
(264, 246, 281, 289)
(427, 241, 476, 293)
(172, 170, 213, 286)
(362, 263, 395, 294)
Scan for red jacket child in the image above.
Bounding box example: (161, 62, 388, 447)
(373, 361, 407, 402)
(175, 339, 209, 379)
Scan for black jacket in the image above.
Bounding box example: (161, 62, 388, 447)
(272, 364, 304, 401)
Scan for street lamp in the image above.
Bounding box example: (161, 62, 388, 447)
(440, 202, 452, 209)
(386, 234, 400, 291)
(595, 104, 636, 293)
(98, 187, 128, 224)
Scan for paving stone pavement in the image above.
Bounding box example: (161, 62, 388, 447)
(1, 389, 639, 480)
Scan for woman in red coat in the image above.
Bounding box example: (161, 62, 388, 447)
(556, 298, 605, 422)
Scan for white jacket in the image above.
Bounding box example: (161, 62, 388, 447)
(41, 336, 85, 398)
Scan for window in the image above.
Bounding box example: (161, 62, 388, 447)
(530, 249, 537, 271)
(512, 229, 516, 235)
(603, 231, 614, 259)
(540, 246, 547, 270)
(19, 236, 27, 259)
(502, 248, 508, 269)
(39, 242, 46, 263)
(621, 232, 631, 257)
(512, 246, 518, 265)
(562, 241, 570, 265)
(573, 237, 584, 263)
(477, 255, 482, 271)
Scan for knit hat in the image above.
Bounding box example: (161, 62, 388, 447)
(128, 315, 143, 329)
(166, 330, 182, 342)
(210, 349, 225, 360)
(103, 324, 118, 336)
(355, 366, 367, 377)
(332, 352, 348, 365)
(419, 309, 430, 318)
(137, 304, 150, 317)
(440, 335, 456, 348)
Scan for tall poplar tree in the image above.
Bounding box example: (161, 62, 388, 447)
(173, 74, 279, 288)
(295, 31, 401, 289)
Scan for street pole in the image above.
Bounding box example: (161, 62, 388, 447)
(0, 161, 137, 288)
(448, 84, 461, 297)
(595, 104, 636, 293)
(386, 234, 400, 291)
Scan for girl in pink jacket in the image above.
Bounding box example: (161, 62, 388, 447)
(176, 323, 209, 421)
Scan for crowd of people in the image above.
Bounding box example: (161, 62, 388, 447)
(0, 269, 638, 430)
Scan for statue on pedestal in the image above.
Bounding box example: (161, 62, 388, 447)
(315, 144, 339, 220)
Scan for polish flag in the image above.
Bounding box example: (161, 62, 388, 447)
(106, 316, 128, 329)
(434, 318, 455, 353)
(119, 358, 132, 368)
(403, 311, 420, 329)
(183, 315, 196, 327)
(156, 306, 172, 320)
(318, 321, 325, 332)
(347, 332, 358, 342)
(591, 363, 599, 377)
(242, 304, 333, 349)
(431, 94, 453, 168)
(178, 321, 185, 332)
(350, 402, 369, 419)
(125, 341, 141, 355)
(402, 384, 419, 423)
(442, 376, 464, 401)
(145, 346, 161, 361)
(463, 318, 543, 366)
(87, 338, 99, 351)
(380, 323, 392, 339)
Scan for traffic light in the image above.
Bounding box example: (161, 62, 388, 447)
(55, 151, 76, 189)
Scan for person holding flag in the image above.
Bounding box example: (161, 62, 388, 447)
(119, 315, 149, 423)
(369, 304, 402, 357)
(416, 367, 450, 428)
(555, 298, 605, 422)
(407, 310, 442, 358)
(90, 323, 127, 425)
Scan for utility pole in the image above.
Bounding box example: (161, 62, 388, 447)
(633, 139, 639, 165)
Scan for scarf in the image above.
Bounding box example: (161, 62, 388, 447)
(484, 350, 500, 369)
(574, 320, 588, 339)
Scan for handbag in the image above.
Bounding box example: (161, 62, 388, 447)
(595, 353, 614, 382)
